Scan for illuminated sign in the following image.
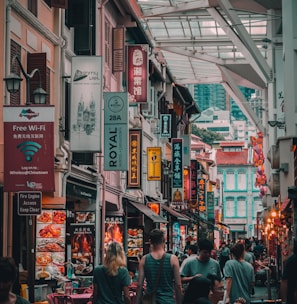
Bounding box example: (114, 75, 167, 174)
(147, 147, 161, 181)
(127, 129, 142, 188)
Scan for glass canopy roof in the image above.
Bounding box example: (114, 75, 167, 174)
(133, 0, 281, 90)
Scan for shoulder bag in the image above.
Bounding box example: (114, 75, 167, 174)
(142, 253, 166, 304)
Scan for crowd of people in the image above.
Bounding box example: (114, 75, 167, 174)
(1, 231, 296, 304)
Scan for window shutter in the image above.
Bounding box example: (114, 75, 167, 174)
(112, 27, 125, 73)
(51, 0, 68, 9)
(10, 40, 21, 105)
(74, 26, 91, 54)
(67, 0, 90, 27)
(27, 53, 47, 104)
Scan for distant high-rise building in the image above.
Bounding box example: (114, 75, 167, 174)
(194, 84, 255, 120)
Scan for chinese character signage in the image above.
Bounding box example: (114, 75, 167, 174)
(4, 106, 55, 192)
(207, 192, 215, 220)
(127, 45, 148, 103)
(190, 160, 198, 209)
(183, 168, 190, 201)
(127, 129, 142, 188)
(198, 178, 206, 213)
(104, 216, 124, 253)
(104, 92, 128, 171)
(171, 138, 184, 209)
(70, 56, 102, 151)
(160, 114, 171, 138)
(70, 224, 95, 276)
(147, 147, 161, 181)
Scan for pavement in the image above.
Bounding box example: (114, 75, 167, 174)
(251, 283, 282, 303)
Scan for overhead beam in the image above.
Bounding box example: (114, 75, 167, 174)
(219, 65, 265, 134)
(141, 0, 211, 17)
(215, 0, 272, 83)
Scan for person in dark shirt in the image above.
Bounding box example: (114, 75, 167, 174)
(0, 257, 30, 304)
(281, 241, 297, 304)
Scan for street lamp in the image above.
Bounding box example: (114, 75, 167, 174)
(4, 55, 47, 104)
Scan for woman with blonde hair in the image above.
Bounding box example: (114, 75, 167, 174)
(92, 242, 131, 304)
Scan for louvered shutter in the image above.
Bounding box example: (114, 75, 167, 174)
(51, 0, 68, 9)
(112, 27, 125, 73)
(67, 0, 90, 27)
(10, 40, 21, 105)
(27, 53, 47, 104)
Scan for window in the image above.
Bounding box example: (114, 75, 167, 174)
(237, 170, 246, 190)
(10, 40, 21, 105)
(226, 171, 235, 190)
(28, 0, 37, 17)
(225, 198, 235, 217)
(237, 198, 246, 217)
(105, 19, 112, 68)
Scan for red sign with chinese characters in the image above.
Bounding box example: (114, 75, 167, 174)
(4, 106, 55, 192)
(127, 45, 148, 103)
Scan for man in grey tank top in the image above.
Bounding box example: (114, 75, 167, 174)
(135, 229, 182, 304)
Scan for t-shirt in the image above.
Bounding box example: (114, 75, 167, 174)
(93, 265, 131, 304)
(180, 257, 222, 281)
(282, 253, 297, 304)
(224, 259, 255, 304)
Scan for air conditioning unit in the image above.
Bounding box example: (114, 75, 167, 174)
(267, 145, 280, 169)
(268, 172, 280, 197)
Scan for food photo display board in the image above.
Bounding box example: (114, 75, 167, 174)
(35, 209, 66, 280)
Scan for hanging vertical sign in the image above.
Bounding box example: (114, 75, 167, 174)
(181, 134, 190, 167)
(127, 45, 148, 103)
(103, 92, 128, 171)
(198, 178, 206, 214)
(207, 192, 215, 220)
(4, 106, 55, 192)
(160, 114, 171, 138)
(183, 168, 191, 201)
(190, 160, 198, 210)
(127, 129, 142, 189)
(70, 56, 102, 152)
(171, 138, 184, 210)
(147, 147, 161, 181)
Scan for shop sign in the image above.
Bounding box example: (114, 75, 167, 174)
(147, 202, 160, 214)
(190, 160, 198, 210)
(207, 191, 215, 220)
(70, 56, 102, 152)
(198, 178, 206, 213)
(127, 45, 148, 103)
(171, 138, 184, 210)
(127, 129, 142, 188)
(181, 134, 190, 167)
(66, 181, 97, 202)
(4, 106, 55, 192)
(103, 92, 128, 171)
(70, 224, 95, 276)
(147, 147, 161, 181)
(18, 191, 42, 215)
(104, 216, 124, 253)
(183, 168, 191, 201)
(160, 114, 171, 138)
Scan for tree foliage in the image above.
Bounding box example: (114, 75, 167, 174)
(191, 125, 225, 146)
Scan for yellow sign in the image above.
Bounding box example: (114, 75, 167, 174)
(147, 147, 161, 181)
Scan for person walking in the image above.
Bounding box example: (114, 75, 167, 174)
(0, 257, 30, 304)
(135, 228, 182, 304)
(280, 240, 297, 304)
(180, 244, 198, 272)
(92, 242, 131, 304)
(224, 242, 255, 304)
(218, 242, 230, 275)
(180, 239, 222, 286)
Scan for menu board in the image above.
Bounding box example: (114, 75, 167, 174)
(35, 209, 66, 280)
(104, 216, 124, 253)
(127, 228, 143, 257)
(70, 224, 95, 276)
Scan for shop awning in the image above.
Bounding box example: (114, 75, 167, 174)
(42, 196, 66, 209)
(161, 204, 191, 224)
(129, 201, 168, 223)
